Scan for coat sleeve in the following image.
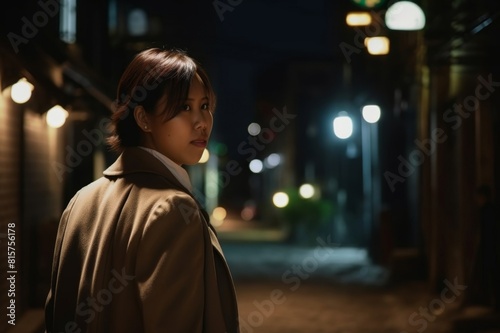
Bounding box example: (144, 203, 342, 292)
(135, 194, 206, 333)
(45, 192, 80, 333)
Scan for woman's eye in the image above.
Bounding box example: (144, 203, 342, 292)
(181, 104, 191, 111)
(201, 103, 209, 110)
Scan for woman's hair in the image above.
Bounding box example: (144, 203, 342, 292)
(107, 48, 216, 153)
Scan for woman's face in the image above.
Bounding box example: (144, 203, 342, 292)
(145, 74, 213, 165)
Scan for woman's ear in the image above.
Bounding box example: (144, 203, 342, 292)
(133, 106, 151, 132)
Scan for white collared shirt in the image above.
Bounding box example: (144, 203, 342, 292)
(139, 147, 192, 192)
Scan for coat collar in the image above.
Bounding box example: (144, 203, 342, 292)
(103, 147, 220, 238)
(103, 147, 189, 193)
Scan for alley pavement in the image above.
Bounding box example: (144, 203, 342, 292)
(216, 219, 500, 333)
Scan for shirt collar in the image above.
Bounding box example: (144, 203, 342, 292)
(138, 147, 192, 192)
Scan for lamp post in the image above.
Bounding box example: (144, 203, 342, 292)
(361, 104, 381, 252)
(331, 105, 381, 248)
(332, 111, 353, 243)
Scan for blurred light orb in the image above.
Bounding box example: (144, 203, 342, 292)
(362, 105, 381, 123)
(249, 159, 263, 173)
(247, 122, 261, 136)
(241, 206, 256, 221)
(273, 192, 289, 208)
(365, 36, 390, 55)
(264, 153, 281, 168)
(212, 206, 227, 221)
(346, 12, 372, 26)
(11, 78, 34, 104)
(199, 148, 210, 163)
(333, 112, 353, 139)
(385, 1, 425, 31)
(211, 207, 226, 227)
(299, 184, 315, 199)
(46, 105, 69, 128)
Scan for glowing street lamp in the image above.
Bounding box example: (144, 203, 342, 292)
(362, 105, 381, 123)
(272, 192, 289, 208)
(360, 104, 381, 247)
(46, 105, 69, 128)
(333, 112, 353, 139)
(249, 159, 263, 173)
(365, 37, 390, 55)
(11, 78, 34, 104)
(346, 12, 372, 26)
(299, 184, 315, 199)
(385, 1, 426, 31)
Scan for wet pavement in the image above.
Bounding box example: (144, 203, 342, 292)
(216, 220, 500, 333)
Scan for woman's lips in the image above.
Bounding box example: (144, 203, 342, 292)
(191, 140, 207, 148)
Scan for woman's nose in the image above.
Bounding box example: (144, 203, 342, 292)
(194, 110, 211, 130)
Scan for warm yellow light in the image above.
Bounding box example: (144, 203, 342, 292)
(346, 12, 372, 26)
(365, 37, 390, 55)
(212, 206, 227, 221)
(299, 184, 315, 199)
(272, 192, 289, 208)
(199, 149, 210, 163)
(11, 78, 34, 104)
(46, 105, 69, 128)
(211, 206, 227, 227)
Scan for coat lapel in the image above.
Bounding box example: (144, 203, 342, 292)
(104, 147, 228, 258)
(103, 147, 190, 193)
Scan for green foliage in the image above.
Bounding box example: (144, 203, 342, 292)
(279, 187, 334, 230)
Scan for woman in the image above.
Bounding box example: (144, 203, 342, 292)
(45, 48, 240, 332)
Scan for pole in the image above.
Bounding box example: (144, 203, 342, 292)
(361, 119, 372, 247)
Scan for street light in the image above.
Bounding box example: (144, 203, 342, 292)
(385, 1, 426, 31)
(331, 111, 354, 244)
(333, 112, 353, 139)
(46, 105, 69, 128)
(11, 78, 34, 104)
(272, 192, 289, 208)
(346, 12, 372, 26)
(365, 37, 390, 55)
(362, 105, 381, 123)
(361, 104, 381, 248)
(299, 184, 315, 199)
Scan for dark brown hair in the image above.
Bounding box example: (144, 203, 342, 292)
(107, 48, 216, 153)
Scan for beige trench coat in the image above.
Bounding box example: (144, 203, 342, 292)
(45, 147, 239, 333)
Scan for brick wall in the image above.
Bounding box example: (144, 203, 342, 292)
(22, 111, 64, 308)
(0, 84, 65, 331)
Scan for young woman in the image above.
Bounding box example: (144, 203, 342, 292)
(45, 48, 240, 333)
